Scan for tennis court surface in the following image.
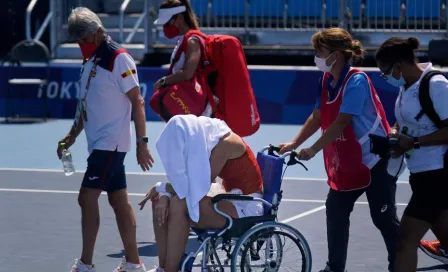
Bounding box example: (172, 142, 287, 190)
(0, 168, 445, 272)
(0, 120, 445, 271)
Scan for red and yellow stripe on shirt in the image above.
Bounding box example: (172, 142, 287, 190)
(121, 69, 136, 78)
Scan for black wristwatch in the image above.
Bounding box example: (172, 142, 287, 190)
(160, 76, 166, 87)
(413, 137, 420, 149)
(137, 136, 148, 144)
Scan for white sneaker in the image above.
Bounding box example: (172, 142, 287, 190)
(113, 256, 147, 272)
(147, 267, 164, 272)
(70, 259, 96, 272)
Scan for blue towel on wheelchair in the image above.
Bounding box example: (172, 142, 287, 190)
(156, 115, 232, 223)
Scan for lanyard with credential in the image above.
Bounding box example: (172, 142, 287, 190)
(73, 58, 100, 129)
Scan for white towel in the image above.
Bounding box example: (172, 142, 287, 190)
(155, 114, 232, 223)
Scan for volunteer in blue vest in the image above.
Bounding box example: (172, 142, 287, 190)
(278, 27, 401, 272)
(152, 0, 214, 117)
(58, 7, 154, 272)
(376, 36, 448, 272)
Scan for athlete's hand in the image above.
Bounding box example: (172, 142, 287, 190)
(138, 186, 158, 210)
(154, 196, 170, 226)
(278, 142, 298, 154)
(137, 143, 154, 171)
(57, 134, 76, 159)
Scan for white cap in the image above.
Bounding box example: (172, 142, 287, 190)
(154, 6, 187, 25)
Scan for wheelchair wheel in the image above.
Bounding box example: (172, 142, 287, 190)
(230, 221, 312, 272)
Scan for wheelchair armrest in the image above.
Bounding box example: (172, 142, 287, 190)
(211, 193, 254, 204)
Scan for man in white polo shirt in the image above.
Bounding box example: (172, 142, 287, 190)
(56, 7, 153, 272)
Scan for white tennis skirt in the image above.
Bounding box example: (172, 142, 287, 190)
(208, 183, 264, 218)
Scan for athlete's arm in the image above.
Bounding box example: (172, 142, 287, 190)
(165, 183, 177, 195)
(164, 38, 201, 85)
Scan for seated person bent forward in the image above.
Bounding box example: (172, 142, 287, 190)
(138, 115, 264, 272)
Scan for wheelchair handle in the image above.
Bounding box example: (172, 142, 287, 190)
(259, 145, 291, 159)
(260, 145, 308, 171)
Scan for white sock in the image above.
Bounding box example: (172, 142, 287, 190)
(79, 260, 93, 270)
(126, 262, 142, 269)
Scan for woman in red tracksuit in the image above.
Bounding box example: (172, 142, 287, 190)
(279, 27, 401, 272)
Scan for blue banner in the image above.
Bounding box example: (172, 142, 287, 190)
(0, 65, 402, 125)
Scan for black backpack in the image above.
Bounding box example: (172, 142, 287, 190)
(415, 70, 448, 169)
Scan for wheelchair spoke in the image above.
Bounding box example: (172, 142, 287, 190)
(231, 225, 310, 272)
(198, 238, 238, 272)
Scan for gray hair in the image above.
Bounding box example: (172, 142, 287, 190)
(68, 7, 104, 41)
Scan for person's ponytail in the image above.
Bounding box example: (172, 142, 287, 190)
(179, 0, 199, 29)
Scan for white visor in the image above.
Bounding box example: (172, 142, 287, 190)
(154, 6, 187, 25)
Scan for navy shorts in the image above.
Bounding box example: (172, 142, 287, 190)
(81, 149, 127, 193)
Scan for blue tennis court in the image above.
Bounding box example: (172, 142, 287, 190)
(0, 120, 444, 271)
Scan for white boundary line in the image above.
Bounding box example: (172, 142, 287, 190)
(283, 198, 409, 206)
(280, 205, 326, 224)
(0, 167, 410, 184)
(0, 188, 409, 206)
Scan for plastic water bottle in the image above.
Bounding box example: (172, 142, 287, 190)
(60, 143, 75, 176)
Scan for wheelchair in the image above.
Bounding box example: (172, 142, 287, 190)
(180, 145, 313, 272)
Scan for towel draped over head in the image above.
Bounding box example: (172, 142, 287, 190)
(155, 114, 232, 222)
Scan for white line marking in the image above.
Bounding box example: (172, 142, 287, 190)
(283, 198, 408, 206)
(0, 167, 168, 176)
(0, 188, 146, 196)
(280, 205, 326, 224)
(0, 167, 410, 184)
(0, 188, 409, 206)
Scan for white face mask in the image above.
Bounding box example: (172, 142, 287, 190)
(314, 53, 336, 73)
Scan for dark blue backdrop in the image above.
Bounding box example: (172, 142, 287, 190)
(0, 66, 402, 125)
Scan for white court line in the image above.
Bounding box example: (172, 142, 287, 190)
(0, 167, 410, 184)
(283, 198, 409, 206)
(0, 188, 147, 196)
(280, 205, 326, 224)
(0, 188, 409, 207)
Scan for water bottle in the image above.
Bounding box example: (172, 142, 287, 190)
(60, 143, 75, 176)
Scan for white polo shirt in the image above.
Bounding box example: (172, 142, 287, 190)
(395, 62, 448, 173)
(78, 42, 139, 154)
